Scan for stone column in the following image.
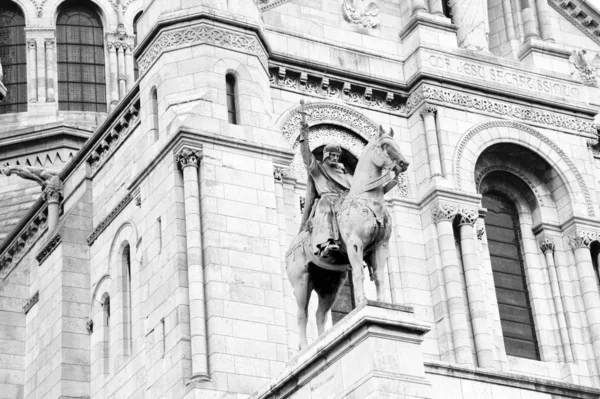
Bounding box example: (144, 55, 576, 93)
(535, 0, 554, 42)
(27, 39, 38, 103)
(125, 44, 135, 91)
(44, 186, 61, 231)
(117, 44, 127, 100)
(420, 104, 442, 178)
(176, 147, 209, 382)
(540, 237, 573, 362)
(458, 208, 495, 369)
(521, 0, 539, 40)
(412, 0, 428, 15)
(107, 42, 119, 107)
(429, 0, 444, 15)
(569, 234, 600, 371)
(432, 202, 473, 365)
(45, 39, 55, 102)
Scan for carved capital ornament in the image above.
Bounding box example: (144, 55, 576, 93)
(431, 201, 458, 224)
(176, 148, 202, 169)
(539, 237, 555, 253)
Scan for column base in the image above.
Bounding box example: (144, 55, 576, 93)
(250, 300, 432, 399)
(186, 372, 211, 385)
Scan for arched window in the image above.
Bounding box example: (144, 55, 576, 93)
(225, 74, 238, 124)
(0, 3, 27, 114)
(133, 11, 142, 80)
(102, 294, 110, 374)
(150, 86, 158, 141)
(56, 3, 106, 112)
(483, 192, 540, 360)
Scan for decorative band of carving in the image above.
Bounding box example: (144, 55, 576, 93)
(176, 148, 203, 169)
(23, 291, 39, 314)
(138, 23, 268, 74)
(539, 237, 555, 253)
(455, 120, 595, 217)
(36, 233, 61, 264)
(408, 85, 595, 135)
(87, 194, 133, 246)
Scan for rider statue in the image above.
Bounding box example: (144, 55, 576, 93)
(299, 119, 351, 260)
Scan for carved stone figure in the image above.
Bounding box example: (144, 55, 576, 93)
(569, 49, 600, 87)
(286, 108, 409, 349)
(449, 0, 489, 51)
(342, 0, 380, 28)
(2, 165, 60, 189)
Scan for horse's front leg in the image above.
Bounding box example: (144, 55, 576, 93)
(346, 236, 367, 304)
(371, 242, 391, 303)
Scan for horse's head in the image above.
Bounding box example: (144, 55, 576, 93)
(372, 125, 409, 174)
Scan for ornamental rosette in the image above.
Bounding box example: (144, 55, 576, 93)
(176, 148, 202, 169)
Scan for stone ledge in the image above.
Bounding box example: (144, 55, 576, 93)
(250, 300, 430, 399)
(425, 361, 600, 399)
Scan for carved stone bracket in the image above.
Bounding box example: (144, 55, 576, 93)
(23, 291, 39, 314)
(176, 148, 203, 169)
(431, 201, 458, 224)
(87, 194, 133, 246)
(270, 66, 405, 115)
(407, 85, 596, 135)
(87, 100, 140, 174)
(0, 207, 48, 281)
(36, 233, 61, 264)
(539, 237, 556, 253)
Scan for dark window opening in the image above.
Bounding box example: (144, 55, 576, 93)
(483, 192, 540, 360)
(57, 3, 106, 112)
(0, 3, 27, 114)
(226, 74, 237, 124)
(442, 0, 452, 20)
(133, 11, 142, 80)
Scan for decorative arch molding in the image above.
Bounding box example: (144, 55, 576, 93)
(476, 166, 548, 208)
(107, 220, 138, 273)
(279, 101, 379, 144)
(280, 102, 410, 197)
(454, 120, 594, 217)
(89, 273, 113, 320)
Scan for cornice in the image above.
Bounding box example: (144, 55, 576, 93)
(87, 194, 133, 246)
(548, 0, 600, 47)
(398, 13, 457, 41)
(259, 0, 294, 11)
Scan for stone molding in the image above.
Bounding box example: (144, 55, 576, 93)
(259, 0, 294, 11)
(407, 85, 596, 135)
(137, 22, 268, 74)
(0, 207, 48, 281)
(476, 165, 545, 206)
(455, 120, 594, 217)
(549, 0, 600, 48)
(175, 147, 203, 169)
(87, 100, 140, 175)
(44, 38, 55, 48)
(36, 233, 61, 264)
(23, 291, 39, 314)
(539, 237, 556, 253)
(269, 66, 405, 115)
(431, 201, 478, 225)
(87, 194, 134, 246)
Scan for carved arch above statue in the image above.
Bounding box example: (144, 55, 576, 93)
(454, 120, 595, 217)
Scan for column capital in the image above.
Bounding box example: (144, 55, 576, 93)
(176, 147, 202, 169)
(44, 38, 55, 48)
(539, 237, 555, 253)
(419, 103, 438, 118)
(457, 206, 478, 226)
(431, 201, 458, 224)
(27, 38, 37, 49)
(43, 185, 62, 204)
(107, 41, 117, 51)
(567, 229, 596, 250)
(273, 166, 289, 182)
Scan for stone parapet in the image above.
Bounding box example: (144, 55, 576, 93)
(250, 300, 432, 399)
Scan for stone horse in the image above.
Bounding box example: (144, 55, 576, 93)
(286, 126, 409, 349)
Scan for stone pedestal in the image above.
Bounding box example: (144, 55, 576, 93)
(517, 38, 572, 75)
(251, 301, 432, 399)
(0, 81, 6, 102)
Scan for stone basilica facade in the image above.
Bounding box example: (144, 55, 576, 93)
(3, 0, 600, 397)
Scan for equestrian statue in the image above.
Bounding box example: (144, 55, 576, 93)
(286, 102, 409, 350)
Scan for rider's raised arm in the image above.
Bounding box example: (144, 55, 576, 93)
(299, 121, 315, 168)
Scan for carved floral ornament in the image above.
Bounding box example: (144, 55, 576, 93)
(176, 148, 202, 169)
(567, 229, 598, 249)
(342, 0, 381, 28)
(431, 201, 479, 225)
(539, 236, 556, 253)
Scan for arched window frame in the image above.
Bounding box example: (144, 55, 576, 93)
(56, 2, 107, 112)
(150, 86, 158, 141)
(101, 293, 111, 374)
(225, 73, 239, 125)
(0, 2, 27, 114)
(133, 11, 143, 81)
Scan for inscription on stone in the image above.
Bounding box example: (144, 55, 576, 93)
(426, 53, 581, 99)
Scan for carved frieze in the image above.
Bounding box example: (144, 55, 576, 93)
(342, 0, 381, 28)
(36, 233, 61, 264)
(270, 67, 405, 115)
(87, 101, 140, 174)
(407, 85, 596, 135)
(87, 194, 134, 246)
(138, 23, 268, 74)
(0, 207, 48, 281)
